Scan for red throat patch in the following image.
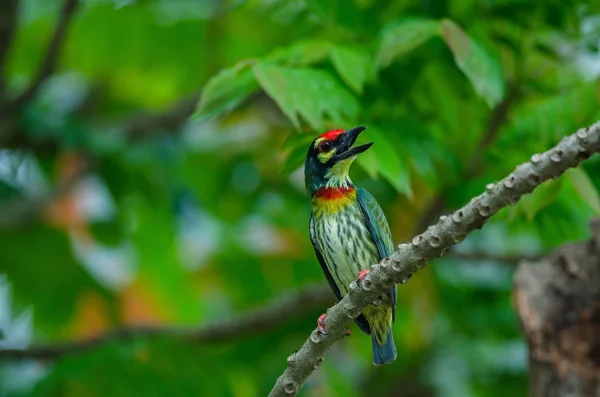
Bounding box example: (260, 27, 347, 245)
(314, 186, 355, 200)
(318, 129, 345, 141)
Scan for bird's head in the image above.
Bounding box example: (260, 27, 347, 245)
(304, 126, 372, 196)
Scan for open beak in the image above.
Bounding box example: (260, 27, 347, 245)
(333, 126, 373, 161)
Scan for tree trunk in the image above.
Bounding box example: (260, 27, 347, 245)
(514, 220, 600, 397)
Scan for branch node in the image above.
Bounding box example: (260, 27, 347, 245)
(504, 174, 516, 189)
(391, 260, 403, 272)
(412, 235, 423, 246)
(528, 172, 542, 186)
(287, 352, 297, 365)
(550, 149, 564, 163)
(477, 203, 492, 217)
(344, 304, 359, 319)
(576, 128, 589, 141)
(283, 380, 298, 395)
(486, 183, 495, 192)
(309, 331, 322, 344)
(382, 277, 395, 289)
(313, 357, 324, 370)
(360, 275, 373, 291)
(531, 153, 542, 164)
(428, 232, 441, 247)
(452, 210, 464, 223)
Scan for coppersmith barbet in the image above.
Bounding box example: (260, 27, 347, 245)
(305, 126, 397, 365)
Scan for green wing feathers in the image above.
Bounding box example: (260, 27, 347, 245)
(356, 188, 394, 258)
(356, 188, 397, 322)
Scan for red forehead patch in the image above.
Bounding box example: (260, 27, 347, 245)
(318, 129, 345, 140)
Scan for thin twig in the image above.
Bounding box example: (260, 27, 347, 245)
(0, 0, 79, 116)
(0, 284, 332, 360)
(269, 121, 600, 397)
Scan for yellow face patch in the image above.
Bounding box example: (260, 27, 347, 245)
(314, 138, 336, 164)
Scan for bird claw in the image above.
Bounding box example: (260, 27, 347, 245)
(317, 313, 328, 335)
(357, 269, 370, 285)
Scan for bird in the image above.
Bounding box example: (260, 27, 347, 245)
(304, 126, 397, 366)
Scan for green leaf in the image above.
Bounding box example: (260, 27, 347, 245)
(375, 18, 441, 68)
(281, 132, 315, 174)
(566, 167, 600, 214)
(90, 220, 124, 246)
(194, 60, 259, 119)
(306, 0, 360, 30)
(365, 126, 412, 197)
(128, 197, 202, 324)
(330, 45, 371, 94)
(253, 62, 359, 130)
(441, 19, 505, 107)
(516, 179, 563, 221)
(266, 40, 333, 66)
(0, 223, 112, 336)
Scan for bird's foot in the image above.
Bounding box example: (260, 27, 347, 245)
(357, 269, 370, 285)
(317, 313, 328, 335)
(317, 313, 350, 336)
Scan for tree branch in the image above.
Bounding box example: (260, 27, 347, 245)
(0, 284, 332, 361)
(0, 0, 19, 96)
(268, 121, 600, 397)
(0, 0, 79, 117)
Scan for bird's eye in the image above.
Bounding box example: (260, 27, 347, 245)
(318, 140, 333, 153)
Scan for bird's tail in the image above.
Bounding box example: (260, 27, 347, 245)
(372, 329, 397, 366)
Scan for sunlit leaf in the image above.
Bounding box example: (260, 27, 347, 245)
(566, 167, 600, 214)
(253, 62, 359, 130)
(441, 19, 505, 107)
(194, 60, 259, 119)
(376, 18, 441, 68)
(330, 45, 371, 94)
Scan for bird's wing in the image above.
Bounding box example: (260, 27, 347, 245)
(310, 214, 372, 334)
(356, 188, 397, 322)
(310, 215, 342, 301)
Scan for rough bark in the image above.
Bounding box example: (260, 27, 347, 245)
(514, 220, 600, 397)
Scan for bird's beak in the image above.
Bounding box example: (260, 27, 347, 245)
(333, 126, 373, 162)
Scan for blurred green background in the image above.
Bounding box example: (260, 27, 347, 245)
(1, 0, 600, 396)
